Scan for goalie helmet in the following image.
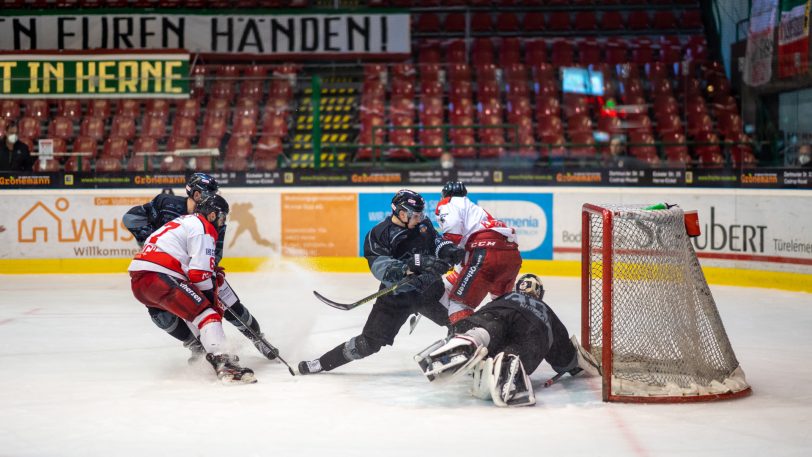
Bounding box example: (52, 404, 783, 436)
(195, 194, 229, 227)
(391, 189, 425, 218)
(441, 181, 468, 198)
(515, 273, 544, 300)
(186, 173, 219, 198)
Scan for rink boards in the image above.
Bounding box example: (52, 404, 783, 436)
(0, 186, 810, 292)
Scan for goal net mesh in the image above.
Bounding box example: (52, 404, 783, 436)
(585, 204, 749, 400)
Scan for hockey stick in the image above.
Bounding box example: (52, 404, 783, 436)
(224, 307, 296, 376)
(543, 368, 582, 388)
(313, 276, 414, 311)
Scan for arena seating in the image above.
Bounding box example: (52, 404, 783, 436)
(0, 2, 752, 170)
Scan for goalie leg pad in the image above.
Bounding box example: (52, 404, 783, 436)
(570, 336, 601, 377)
(490, 352, 536, 407)
(419, 334, 487, 382)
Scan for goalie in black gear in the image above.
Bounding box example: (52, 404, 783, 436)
(415, 273, 600, 407)
(298, 189, 461, 375)
(123, 172, 277, 362)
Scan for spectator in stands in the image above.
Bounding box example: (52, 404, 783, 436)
(603, 136, 645, 168)
(440, 151, 455, 170)
(796, 144, 812, 168)
(0, 122, 33, 172)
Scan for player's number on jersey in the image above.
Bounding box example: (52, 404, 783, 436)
(141, 221, 181, 254)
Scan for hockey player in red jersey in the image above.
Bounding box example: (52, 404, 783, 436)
(415, 274, 600, 407)
(123, 173, 276, 362)
(435, 181, 523, 324)
(129, 194, 256, 384)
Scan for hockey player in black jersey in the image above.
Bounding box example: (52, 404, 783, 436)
(298, 189, 466, 375)
(123, 172, 277, 361)
(415, 274, 600, 407)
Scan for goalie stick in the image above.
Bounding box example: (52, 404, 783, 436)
(313, 276, 414, 311)
(223, 307, 296, 376)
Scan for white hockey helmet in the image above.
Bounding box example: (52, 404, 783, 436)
(515, 274, 544, 300)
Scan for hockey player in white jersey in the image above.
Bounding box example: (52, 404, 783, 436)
(128, 194, 256, 384)
(435, 181, 523, 324)
(415, 274, 600, 407)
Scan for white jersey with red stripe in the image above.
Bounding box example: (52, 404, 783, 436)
(435, 196, 517, 247)
(128, 214, 218, 287)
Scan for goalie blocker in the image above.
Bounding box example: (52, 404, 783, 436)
(415, 274, 600, 407)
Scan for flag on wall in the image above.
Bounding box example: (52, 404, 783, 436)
(778, 0, 811, 78)
(744, 0, 779, 86)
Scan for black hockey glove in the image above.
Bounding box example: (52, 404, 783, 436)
(408, 272, 438, 293)
(437, 242, 466, 265)
(382, 261, 409, 283)
(407, 254, 451, 276)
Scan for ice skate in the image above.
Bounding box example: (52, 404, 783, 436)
(206, 354, 257, 384)
(250, 333, 278, 361)
(183, 337, 206, 364)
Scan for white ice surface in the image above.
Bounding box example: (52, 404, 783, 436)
(1, 268, 811, 457)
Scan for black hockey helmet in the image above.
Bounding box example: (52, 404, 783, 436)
(441, 180, 468, 198)
(516, 273, 544, 300)
(186, 173, 219, 199)
(195, 194, 229, 227)
(391, 189, 426, 218)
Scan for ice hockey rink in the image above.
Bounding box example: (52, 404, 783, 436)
(1, 266, 810, 457)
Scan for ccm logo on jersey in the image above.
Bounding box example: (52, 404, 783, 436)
(205, 248, 215, 256)
(470, 240, 497, 248)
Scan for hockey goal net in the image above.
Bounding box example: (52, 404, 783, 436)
(581, 204, 751, 403)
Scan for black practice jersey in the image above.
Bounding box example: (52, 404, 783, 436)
(478, 292, 553, 336)
(123, 193, 227, 263)
(363, 216, 445, 288)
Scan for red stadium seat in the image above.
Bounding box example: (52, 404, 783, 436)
(211, 81, 236, 102)
(418, 42, 442, 64)
(415, 13, 442, 33)
(48, 116, 75, 141)
(601, 11, 624, 30)
(568, 131, 597, 158)
(223, 156, 248, 172)
(142, 116, 166, 139)
(628, 11, 650, 30)
(34, 158, 61, 172)
(522, 12, 546, 32)
(233, 116, 258, 137)
(472, 39, 495, 66)
(551, 40, 575, 66)
(87, 99, 111, 118)
(574, 11, 597, 31)
(95, 156, 122, 172)
(496, 13, 520, 32)
(579, 41, 602, 65)
(24, 100, 49, 120)
(172, 117, 198, 139)
(682, 10, 704, 29)
(0, 100, 20, 120)
(133, 137, 159, 154)
(18, 117, 40, 141)
(167, 135, 193, 152)
(256, 135, 283, 158)
(127, 155, 153, 172)
(64, 155, 92, 172)
(567, 113, 592, 135)
(605, 41, 628, 64)
(72, 136, 98, 157)
(388, 129, 416, 161)
(548, 12, 570, 31)
(117, 99, 140, 118)
(471, 12, 493, 32)
(239, 80, 264, 100)
(110, 116, 136, 140)
(160, 155, 187, 172)
(526, 39, 549, 66)
(202, 116, 227, 141)
(446, 40, 467, 63)
(653, 11, 678, 29)
(145, 99, 170, 119)
(102, 137, 129, 159)
(175, 99, 201, 120)
(226, 136, 252, 159)
(444, 13, 466, 33)
(57, 100, 82, 120)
